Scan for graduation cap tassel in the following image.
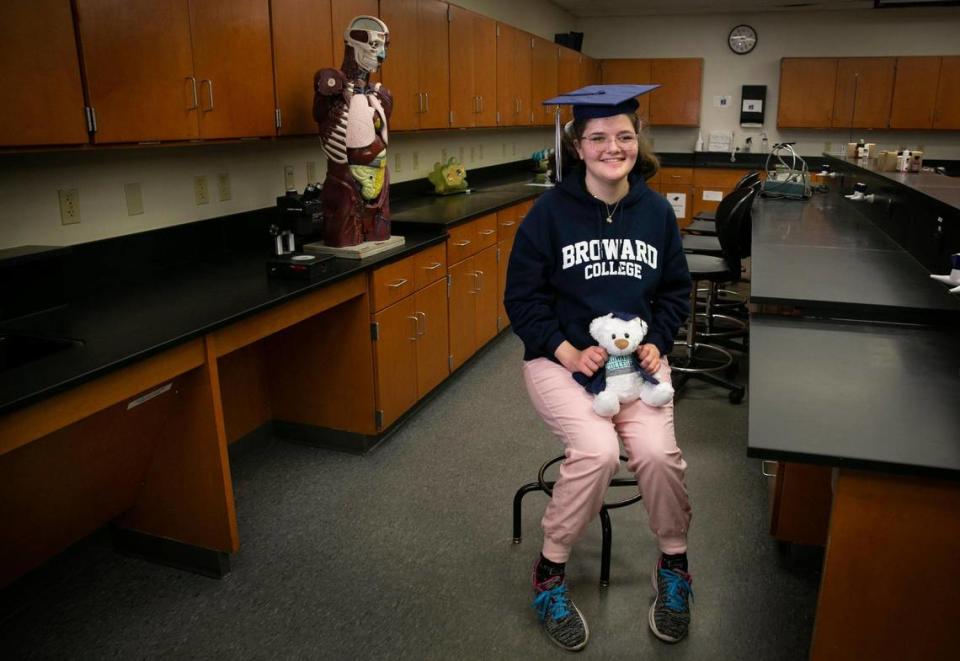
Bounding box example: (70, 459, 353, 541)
(554, 105, 563, 183)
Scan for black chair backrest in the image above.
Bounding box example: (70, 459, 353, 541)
(735, 170, 762, 192)
(714, 187, 755, 281)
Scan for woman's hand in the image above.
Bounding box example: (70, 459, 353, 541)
(637, 343, 661, 374)
(555, 341, 608, 376)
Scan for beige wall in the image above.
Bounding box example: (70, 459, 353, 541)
(578, 8, 960, 157)
(450, 0, 575, 39)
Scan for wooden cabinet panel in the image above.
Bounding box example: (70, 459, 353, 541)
(496, 23, 524, 126)
(497, 240, 513, 332)
(448, 258, 477, 372)
(473, 13, 498, 127)
(380, 0, 449, 130)
(417, 0, 450, 129)
(659, 167, 694, 186)
(531, 36, 559, 126)
(447, 213, 497, 264)
(413, 243, 447, 291)
(189, 0, 275, 139)
(650, 59, 702, 127)
(934, 56, 960, 130)
(76, 0, 199, 143)
(449, 6, 497, 128)
(414, 278, 449, 398)
(693, 168, 750, 188)
(778, 58, 837, 129)
(602, 59, 652, 126)
(557, 46, 581, 125)
(373, 297, 418, 430)
(832, 57, 896, 129)
(0, 1, 88, 147)
(889, 56, 940, 130)
(769, 461, 832, 546)
(271, 0, 334, 136)
(474, 245, 499, 348)
(692, 186, 729, 221)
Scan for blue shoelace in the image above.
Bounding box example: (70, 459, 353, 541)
(533, 584, 571, 622)
(659, 568, 693, 612)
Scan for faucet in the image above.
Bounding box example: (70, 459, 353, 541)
(730, 147, 739, 163)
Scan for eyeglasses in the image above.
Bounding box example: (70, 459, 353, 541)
(580, 133, 638, 149)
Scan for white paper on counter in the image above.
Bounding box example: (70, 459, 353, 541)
(702, 190, 724, 202)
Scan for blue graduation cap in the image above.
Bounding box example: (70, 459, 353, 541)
(542, 84, 660, 182)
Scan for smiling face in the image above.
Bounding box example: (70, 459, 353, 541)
(574, 114, 639, 191)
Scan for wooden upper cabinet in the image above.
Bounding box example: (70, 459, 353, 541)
(0, 1, 88, 147)
(580, 55, 601, 88)
(77, 0, 273, 143)
(934, 56, 960, 130)
(449, 6, 497, 128)
(379, 0, 449, 130)
(76, 0, 198, 143)
(271, 0, 333, 137)
(889, 57, 941, 130)
(649, 59, 702, 127)
(531, 36, 559, 126)
(777, 58, 838, 129)
(496, 23, 532, 127)
(189, 0, 276, 139)
(832, 57, 896, 129)
(557, 46, 581, 124)
(601, 59, 653, 127)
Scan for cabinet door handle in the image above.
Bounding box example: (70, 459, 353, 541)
(479, 95, 484, 113)
(500, 220, 515, 227)
(470, 271, 481, 293)
(761, 460, 778, 478)
(417, 92, 423, 114)
(424, 91, 429, 113)
(416, 311, 427, 336)
(478, 229, 495, 236)
(388, 278, 409, 288)
(407, 315, 419, 341)
(424, 262, 443, 271)
(476, 269, 484, 291)
(453, 239, 471, 247)
(200, 79, 214, 111)
(186, 76, 198, 110)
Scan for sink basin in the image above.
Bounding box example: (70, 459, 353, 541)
(0, 334, 84, 371)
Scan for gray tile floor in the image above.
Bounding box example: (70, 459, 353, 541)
(0, 332, 820, 660)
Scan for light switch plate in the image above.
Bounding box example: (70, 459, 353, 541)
(124, 182, 144, 215)
(283, 165, 295, 191)
(217, 173, 231, 201)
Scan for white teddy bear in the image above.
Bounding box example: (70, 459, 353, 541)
(587, 313, 675, 417)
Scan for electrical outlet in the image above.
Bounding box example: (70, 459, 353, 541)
(58, 188, 80, 225)
(124, 183, 144, 216)
(412, 151, 420, 170)
(194, 176, 209, 205)
(306, 161, 317, 183)
(217, 173, 231, 201)
(394, 153, 402, 172)
(283, 165, 296, 191)
(824, 142, 832, 154)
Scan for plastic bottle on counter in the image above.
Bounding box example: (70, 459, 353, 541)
(695, 131, 704, 152)
(760, 133, 768, 154)
(856, 138, 868, 159)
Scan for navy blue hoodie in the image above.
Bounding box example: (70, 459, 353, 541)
(504, 164, 691, 362)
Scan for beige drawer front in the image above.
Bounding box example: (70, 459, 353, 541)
(413, 242, 447, 291)
(370, 254, 416, 312)
(447, 213, 497, 264)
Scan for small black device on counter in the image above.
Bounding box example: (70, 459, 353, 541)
(266, 252, 334, 281)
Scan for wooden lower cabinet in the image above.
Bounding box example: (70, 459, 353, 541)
(372, 277, 449, 430)
(448, 245, 498, 371)
(768, 461, 833, 546)
(497, 240, 513, 332)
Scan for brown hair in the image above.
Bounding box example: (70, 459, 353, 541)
(562, 113, 659, 181)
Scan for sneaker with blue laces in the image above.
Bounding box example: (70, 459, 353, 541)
(649, 559, 693, 643)
(532, 574, 589, 652)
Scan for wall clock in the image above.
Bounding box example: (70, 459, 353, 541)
(728, 25, 757, 55)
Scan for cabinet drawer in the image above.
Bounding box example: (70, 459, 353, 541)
(659, 167, 694, 185)
(497, 204, 523, 245)
(693, 168, 751, 188)
(370, 255, 416, 312)
(413, 243, 447, 291)
(447, 213, 498, 264)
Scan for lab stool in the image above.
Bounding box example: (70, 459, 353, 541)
(512, 454, 642, 587)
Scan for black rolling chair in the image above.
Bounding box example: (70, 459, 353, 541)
(512, 455, 642, 587)
(671, 187, 753, 404)
(685, 170, 761, 236)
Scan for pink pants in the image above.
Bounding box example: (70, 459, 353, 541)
(522, 357, 691, 562)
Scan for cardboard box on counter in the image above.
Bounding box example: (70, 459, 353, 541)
(877, 151, 899, 171)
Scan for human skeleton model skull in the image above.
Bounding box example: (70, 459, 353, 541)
(314, 16, 392, 247)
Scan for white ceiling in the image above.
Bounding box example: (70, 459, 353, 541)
(548, 0, 950, 18)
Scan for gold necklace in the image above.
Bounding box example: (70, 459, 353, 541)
(593, 195, 622, 223)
